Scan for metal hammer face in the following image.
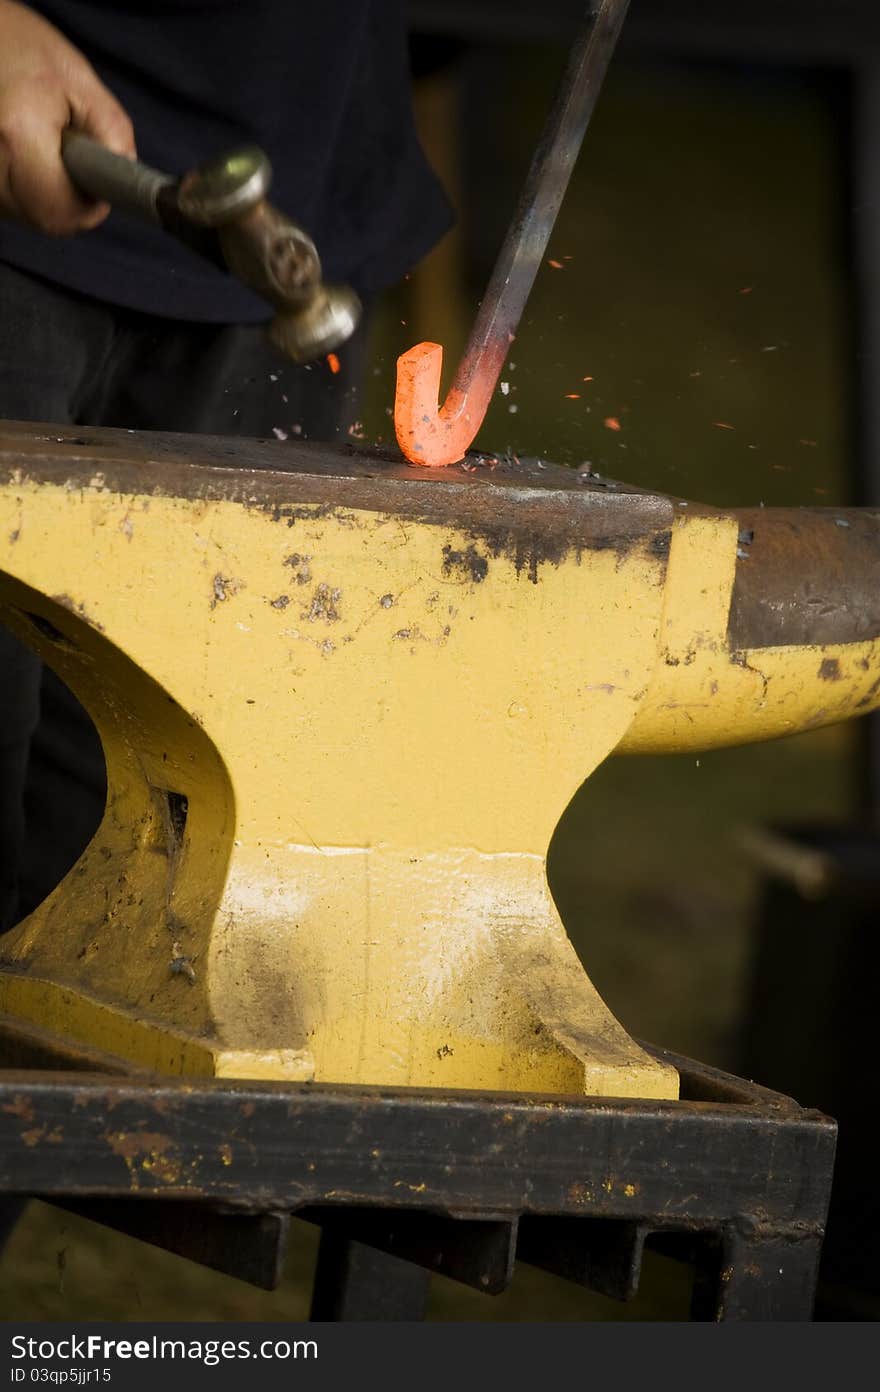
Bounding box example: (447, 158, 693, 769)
(212, 199, 362, 365)
(0, 424, 879, 1094)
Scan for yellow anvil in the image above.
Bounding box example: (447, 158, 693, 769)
(0, 423, 877, 1099)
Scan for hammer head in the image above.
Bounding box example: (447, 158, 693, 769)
(181, 147, 363, 364)
(268, 283, 362, 365)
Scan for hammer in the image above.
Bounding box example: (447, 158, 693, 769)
(61, 132, 362, 364)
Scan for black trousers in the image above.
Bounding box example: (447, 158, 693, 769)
(0, 260, 367, 931)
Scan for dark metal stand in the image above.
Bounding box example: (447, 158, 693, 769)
(310, 1235, 431, 1322)
(0, 1017, 834, 1321)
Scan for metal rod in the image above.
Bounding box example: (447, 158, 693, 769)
(451, 0, 630, 402)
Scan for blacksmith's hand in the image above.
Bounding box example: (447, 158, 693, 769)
(0, 0, 135, 235)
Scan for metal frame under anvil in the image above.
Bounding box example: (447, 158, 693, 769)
(0, 1023, 835, 1322)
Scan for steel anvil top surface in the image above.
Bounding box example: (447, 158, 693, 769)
(0, 420, 877, 1099)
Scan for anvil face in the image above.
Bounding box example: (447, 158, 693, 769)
(0, 422, 878, 1097)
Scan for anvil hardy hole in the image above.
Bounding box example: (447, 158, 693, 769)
(21, 610, 73, 648)
(159, 790, 189, 853)
(168, 791, 189, 843)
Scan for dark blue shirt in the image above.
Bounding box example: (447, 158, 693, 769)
(0, 0, 452, 321)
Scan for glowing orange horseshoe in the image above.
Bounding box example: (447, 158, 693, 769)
(394, 340, 505, 469)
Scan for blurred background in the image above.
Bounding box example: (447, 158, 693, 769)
(3, 0, 879, 1323)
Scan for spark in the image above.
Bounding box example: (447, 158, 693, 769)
(582, 375, 594, 382)
(603, 416, 621, 432)
(739, 286, 753, 295)
(565, 393, 581, 399)
(272, 426, 288, 440)
(548, 259, 564, 269)
(713, 422, 735, 430)
(327, 353, 341, 374)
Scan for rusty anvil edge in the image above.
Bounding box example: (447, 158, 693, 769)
(0, 419, 876, 653)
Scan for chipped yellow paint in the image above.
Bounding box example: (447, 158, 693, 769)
(105, 1128, 184, 1188)
(139, 1151, 183, 1185)
(568, 1182, 594, 1205)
